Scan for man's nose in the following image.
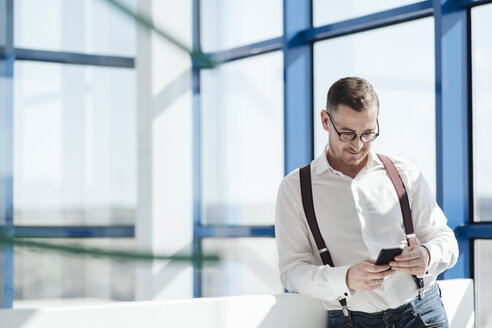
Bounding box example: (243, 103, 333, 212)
(351, 137, 363, 151)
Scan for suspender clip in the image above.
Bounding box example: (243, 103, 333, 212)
(419, 288, 425, 300)
(318, 248, 328, 254)
(339, 298, 349, 317)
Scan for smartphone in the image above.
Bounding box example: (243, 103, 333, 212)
(375, 247, 403, 265)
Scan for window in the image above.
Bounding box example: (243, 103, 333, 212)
(200, 0, 282, 52)
(14, 62, 136, 226)
(2, 0, 487, 315)
(313, 0, 418, 26)
(472, 3, 492, 222)
(14, 238, 135, 306)
(472, 3, 492, 326)
(1, 0, 137, 309)
(14, 0, 136, 56)
(201, 238, 282, 296)
(200, 52, 283, 225)
(313, 18, 436, 193)
(475, 240, 492, 327)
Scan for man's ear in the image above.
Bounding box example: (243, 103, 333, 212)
(321, 110, 330, 132)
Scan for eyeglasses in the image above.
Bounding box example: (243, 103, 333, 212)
(326, 111, 379, 143)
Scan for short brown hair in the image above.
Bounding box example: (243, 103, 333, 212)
(326, 77, 379, 113)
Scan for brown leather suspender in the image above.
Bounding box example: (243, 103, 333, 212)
(299, 162, 335, 267)
(376, 154, 425, 291)
(299, 163, 348, 313)
(377, 154, 418, 247)
(299, 154, 424, 311)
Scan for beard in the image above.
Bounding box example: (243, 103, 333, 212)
(327, 139, 370, 170)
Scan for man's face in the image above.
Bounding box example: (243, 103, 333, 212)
(321, 104, 379, 169)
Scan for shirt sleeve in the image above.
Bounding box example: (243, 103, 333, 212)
(409, 169, 459, 276)
(275, 175, 352, 302)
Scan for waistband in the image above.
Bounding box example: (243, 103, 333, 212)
(328, 284, 441, 319)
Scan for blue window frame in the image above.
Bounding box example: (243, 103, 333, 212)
(192, 0, 492, 298)
(0, 0, 135, 308)
(1, 0, 15, 309)
(3, 0, 492, 310)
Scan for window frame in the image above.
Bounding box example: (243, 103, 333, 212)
(0, 0, 135, 308)
(192, 0, 492, 303)
(2, 0, 492, 314)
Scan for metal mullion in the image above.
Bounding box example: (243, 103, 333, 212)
(459, 0, 492, 7)
(203, 37, 283, 66)
(192, 0, 202, 299)
(194, 225, 275, 239)
(456, 223, 492, 239)
(0, 0, 14, 309)
(466, 6, 475, 228)
(434, 0, 471, 279)
(283, 0, 313, 174)
(0, 46, 11, 59)
(10, 225, 135, 238)
(202, 2, 434, 67)
(302, 1, 433, 43)
(14, 48, 135, 68)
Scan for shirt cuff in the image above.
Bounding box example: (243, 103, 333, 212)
(421, 243, 440, 275)
(327, 265, 352, 299)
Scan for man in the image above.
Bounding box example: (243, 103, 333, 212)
(275, 77, 458, 327)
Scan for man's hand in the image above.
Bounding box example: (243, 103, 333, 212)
(346, 260, 395, 291)
(390, 245, 430, 276)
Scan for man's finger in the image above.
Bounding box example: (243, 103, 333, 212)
(381, 269, 395, 277)
(391, 265, 426, 275)
(365, 269, 395, 281)
(391, 266, 415, 274)
(394, 250, 420, 261)
(363, 279, 382, 289)
(367, 264, 391, 273)
(372, 279, 383, 286)
(390, 258, 422, 268)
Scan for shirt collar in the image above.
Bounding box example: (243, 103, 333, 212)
(315, 145, 379, 176)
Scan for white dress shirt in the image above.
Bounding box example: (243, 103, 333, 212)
(275, 147, 459, 313)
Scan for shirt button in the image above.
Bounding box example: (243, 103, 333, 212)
(344, 292, 348, 296)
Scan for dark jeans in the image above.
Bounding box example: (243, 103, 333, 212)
(327, 284, 448, 328)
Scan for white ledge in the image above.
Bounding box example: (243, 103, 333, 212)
(0, 279, 474, 328)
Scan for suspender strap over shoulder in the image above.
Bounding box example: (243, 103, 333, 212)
(300, 163, 348, 313)
(376, 154, 424, 290)
(376, 154, 417, 247)
(299, 163, 335, 267)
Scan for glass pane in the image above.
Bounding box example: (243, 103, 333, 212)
(200, 0, 282, 52)
(14, 61, 136, 226)
(313, 18, 436, 193)
(472, 3, 492, 222)
(313, 0, 418, 27)
(13, 238, 135, 307)
(14, 0, 136, 57)
(200, 52, 283, 225)
(201, 238, 283, 297)
(475, 240, 492, 327)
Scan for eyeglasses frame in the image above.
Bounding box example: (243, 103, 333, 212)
(325, 110, 380, 143)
